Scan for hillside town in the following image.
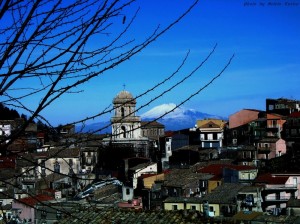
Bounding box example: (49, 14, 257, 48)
(1, 90, 300, 223)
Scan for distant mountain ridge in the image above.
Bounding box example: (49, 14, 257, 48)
(140, 103, 227, 131)
(76, 103, 227, 133)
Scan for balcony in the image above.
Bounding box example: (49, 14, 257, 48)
(267, 125, 280, 129)
(265, 184, 298, 191)
(200, 137, 222, 141)
(264, 196, 291, 202)
(257, 148, 271, 154)
(22, 175, 36, 182)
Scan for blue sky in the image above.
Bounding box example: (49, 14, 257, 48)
(31, 1, 300, 125)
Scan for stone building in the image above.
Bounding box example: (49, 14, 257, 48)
(103, 90, 160, 158)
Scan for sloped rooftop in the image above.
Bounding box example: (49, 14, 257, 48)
(163, 168, 213, 187)
(59, 207, 203, 224)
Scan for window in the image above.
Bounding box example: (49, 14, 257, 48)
(69, 159, 73, 166)
(277, 151, 282, 157)
(232, 130, 237, 138)
(54, 160, 60, 173)
(41, 210, 47, 219)
(41, 160, 46, 176)
(121, 107, 125, 118)
(172, 205, 178, 210)
(121, 126, 126, 138)
(126, 188, 130, 195)
(56, 211, 62, 220)
(213, 133, 217, 140)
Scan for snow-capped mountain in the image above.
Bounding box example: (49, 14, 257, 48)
(76, 121, 111, 134)
(141, 103, 226, 131)
(76, 103, 227, 133)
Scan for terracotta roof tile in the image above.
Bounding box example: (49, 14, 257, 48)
(254, 173, 289, 185)
(289, 111, 300, 118)
(59, 207, 204, 224)
(197, 164, 256, 177)
(18, 194, 54, 207)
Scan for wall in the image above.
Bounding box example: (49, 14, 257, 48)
(164, 202, 184, 211)
(38, 157, 80, 178)
(12, 201, 34, 222)
(143, 173, 165, 189)
(132, 163, 157, 189)
(186, 203, 201, 211)
(275, 139, 287, 157)
(208, 180, 221, 193)
(199, 203, 220, 217)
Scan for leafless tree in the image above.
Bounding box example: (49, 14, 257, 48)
(0, 0, 198, 128)
(0, 0, 234, 222)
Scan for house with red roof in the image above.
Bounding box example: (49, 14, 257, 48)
(254, 173, 300, 213)
(11, 194, 54, 222)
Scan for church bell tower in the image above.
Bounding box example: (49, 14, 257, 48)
(111, 90, 141, 140)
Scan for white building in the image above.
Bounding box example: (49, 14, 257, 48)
(129, 162, 157, 189)
(111, 90, 142, 140)
(103, 90, 157, 158)
(0, 121, 13, 145)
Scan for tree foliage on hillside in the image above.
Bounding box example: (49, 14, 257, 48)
(0, 103, 20, 120)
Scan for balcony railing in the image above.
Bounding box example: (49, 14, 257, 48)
(267, 125, 280, 129)
(200, 137, 222, 141)
(257, 148, 271, 154)
(265, 184, 298, 190)
(264, 196, 291, 202)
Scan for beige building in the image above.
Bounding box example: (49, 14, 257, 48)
(36, 147, 81, 178)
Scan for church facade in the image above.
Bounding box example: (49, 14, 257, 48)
(102, 90, 164, 158)
(111, 90, 142, 140)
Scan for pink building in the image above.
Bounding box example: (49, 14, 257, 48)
(256, 138, 286, 160)
(118, 197, 143, 209)
(255, 173, 300, 213)
(12, 194, 53, 222)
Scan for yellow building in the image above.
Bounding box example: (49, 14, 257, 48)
(139, 172, 165, 189)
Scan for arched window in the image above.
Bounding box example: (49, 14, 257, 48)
(121, 126, 126, 138)
(121, 107, 125, 118)
(54, 160, 60, 173)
